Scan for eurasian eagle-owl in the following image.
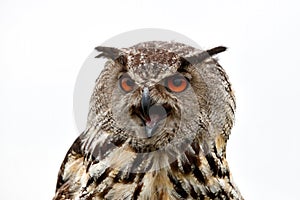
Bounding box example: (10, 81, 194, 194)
(53, 41, 243, 199)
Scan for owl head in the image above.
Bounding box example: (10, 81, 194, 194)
(86, 41, 235, 160)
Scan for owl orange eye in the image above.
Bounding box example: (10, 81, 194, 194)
(119, 75, 135, 92)
(166, 75, 188, 93)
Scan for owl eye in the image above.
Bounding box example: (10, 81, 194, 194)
(119, 75, 135, 92)
(166, 75, 188, 93)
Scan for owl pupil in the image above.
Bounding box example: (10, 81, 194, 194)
(172, 78, 182, 86)
(126, 79, 134, 86)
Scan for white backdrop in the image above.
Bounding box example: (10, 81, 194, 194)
(1, 0, 299, 199)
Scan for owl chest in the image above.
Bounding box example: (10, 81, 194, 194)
(81, 165, 194, 200)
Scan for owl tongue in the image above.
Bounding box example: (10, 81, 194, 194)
(145, 113, 161, 128)
(144, 105, 167, 137)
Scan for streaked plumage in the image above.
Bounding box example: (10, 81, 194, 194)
(53, 41, 243, 200)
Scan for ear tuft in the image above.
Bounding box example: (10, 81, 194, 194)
(183, 46, 227, 65)
(206, 46, 227, 57)
(94, 46, 122, 60)
(95, 46, 127, 66)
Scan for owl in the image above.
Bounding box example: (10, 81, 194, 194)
(53, 41, 243, 200)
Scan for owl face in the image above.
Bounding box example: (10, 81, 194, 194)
(90, 41, 234, 154)
(109, 62, 200, 152)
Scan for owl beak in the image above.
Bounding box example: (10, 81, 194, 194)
(141, 87, 169, 138)
(141, 87, 151, 122)
(141, 87, 156, 138)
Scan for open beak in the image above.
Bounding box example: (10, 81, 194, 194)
(140, 87, 170, 138)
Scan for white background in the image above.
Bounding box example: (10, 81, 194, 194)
(1, 0, 299, 199)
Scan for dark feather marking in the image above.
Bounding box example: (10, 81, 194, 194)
(205, 154, 218, 176)
(191, 139, 200, 155)
(137, 172, 145, 182)
(207, 190, 217, 199)
(189, 183, 205, 199)
(177, 57, 191, 73)
(189, 183, 198, 199)
(114, 170, 137, 184)
(85, 193, 94, 200)
(220, 188, 230, 200)
(86, 160, 93, 173)
(170, 159, 179, 172)
(184, 150, 202, 177)
(133, 182, 144, 200)
(193, 167, 205, 184)
(224, 168, 230, 178)
(182, 160, 192, 174)
(182, 152, 192, 174)
(111, 134, 127, 147)
(113, 170, 123, 183)
(95, 167, 111, 185)
(218, 167, 224, 178)
(85, 176, 95, 191)
(167, 173, 189, 198)
(124, 172, 136, 183)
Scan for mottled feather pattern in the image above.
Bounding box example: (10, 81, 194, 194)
(54, 41, 243, 200)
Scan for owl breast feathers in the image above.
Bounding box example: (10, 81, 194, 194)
(53, 41, 243, 200)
